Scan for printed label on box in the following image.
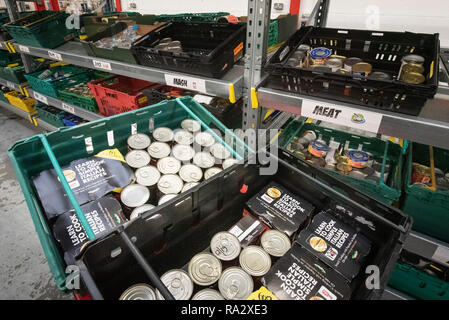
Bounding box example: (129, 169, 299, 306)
(164, 74, 206, 93)
(93, 60, 112, 71)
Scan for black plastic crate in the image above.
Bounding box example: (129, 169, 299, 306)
(131, 22, 246, 78)
(264, 26, 440, 116)
(76, 151, 411, 300)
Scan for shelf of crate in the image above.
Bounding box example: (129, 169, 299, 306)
(405, 231, 449, 268)
(12, 41, 244, 102)
(257, 87, 449, 150)
(0, 99, 57, 131)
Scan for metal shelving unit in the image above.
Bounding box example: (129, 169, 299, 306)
(0, 99, 57, 131)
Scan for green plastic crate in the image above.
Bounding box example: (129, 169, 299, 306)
(2, 11, 77, 49)
(7, 96, 249, 291)
(389, 263, 449, 300)
(0, 89, 10, 102)
(279, 120, 403, 205)
(0, 58, 51, 84)
(0, 51, 21, 66)
(402, 143, 449, 243)
(268, 20, 279, 47)
(24, 65, 91, 98)
(80, 12, 142, 38)
(35, 104, 66, 128)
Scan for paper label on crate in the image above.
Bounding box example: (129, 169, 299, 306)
(34, 91, 48, 104)
(301, 99, 384, 134)
(93, 60, 112, 71)
(48, 50, 63, 61)
(62, 103, 75, 114)
(18, 45, 30, 53)
(164, 74, 206, 93)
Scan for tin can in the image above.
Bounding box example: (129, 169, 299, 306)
(297, 44, 311, 52)
(157, 174, 183, 195)
(172, 144, 195, 162)
(352, 62, 372, 76)
(400, 72, 425, 84)
(179, 164, 203, 183)
(135, 166, 160, 187)
(192, 289, 224, 300)
(181, 119, 202, 133)
(157, 157, 181, 175)
(239, 245, 271, 277)
(155, 269, 194, 300)
(193, 152, 215, 169)
(204, 167, 223, 180)
(309, 47, 331, 65)
(173, 129, 194, 145)
(181, 182, 200, 193)
(147, 142, 171, 160)
(153, 127, 174, 143)
(260, 230, 291, 257)
(158, 194, 178, 205)
(218, 267, 254, 300)
(401, 63, 425, 75)
(223, 158, 239, 170)
(188, 252, 222, 286)
(369, 71, 391, 80)
(348, 150, 370, 168)
(120, 284, 157, 300)
(302, 130, 317, 143)
(127, 133, 151, 150)
(210, 231, 241, 261)
(329, 54, 346, 63)
(121, 184, 150, 208)
(194, 131, 216, 148)
(125, 150, 151, 169)
(325, 58, 343, 72)
(209, 143, 231, 161)
(130, 204, 155, 220)
(344, 57, 362, 72)
(402, 54, 425, 66)
(308, 141, 329, 157)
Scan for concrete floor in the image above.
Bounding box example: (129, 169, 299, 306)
(0, 108, 73, 300)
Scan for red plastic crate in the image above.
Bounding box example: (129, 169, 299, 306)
(88, 75, 157, 116)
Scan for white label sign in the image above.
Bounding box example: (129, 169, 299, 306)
(62, 103, 75, 114)
(48, 50, 63, 61)
(34, 91, 48, 104)
(93, 60, 112, 71)
(301, 98, 384, 133)
(19, 45, 30, 53)
(164, 74, 207, 93)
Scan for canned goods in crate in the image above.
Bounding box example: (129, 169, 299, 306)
(179, 164, 203, 183)
(157, 174, 183, 195)
(181, 119, 202, 133)
(239, 245, 271, 277)
(135, 166, 160, 187)
(172, 144, 195, 162)
(343, 57, 362, 72)
(194, 131, 215, 148)
(158, 194, 177, 205)
(188, 252, 222, 286)
(348, 150, 369, 168)
(260, 230, 291, 257)
(401, 63, 425, 75)
(130, 204, 155, 220)
(153, 127, 174, 143)
(204, 167, 223, 180)
(127, 133, 151, 150)
(309, 47, 331, 65)
(182, 182, 199, 193)
(155, 269, 194, 300)
(325, 58, 343, 72)
(192, 289, 224, 300)
(210, 231, 241, 261)
(400, 72, 426, 84)
(308, 140, 329, 157)
(352, 62, 372, 76)
(301, 130, 317, 144)
(125, 150, 151, 169)
(218, 267, 254, 300)
(157, 157, 181, 175)
(369, 71, 391, 80)
(148, 142, 171, 160)
(223, 158, 238, 170)
(173, 129, 194, 145)
(209, 143, 231, 161)
(121, 184, 150, 208)
(193, 152, 215, 169)
(120, 284, 157, 300)
(402, 54, 425, 66)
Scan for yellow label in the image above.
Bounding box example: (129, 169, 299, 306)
(7, 62, 20, 67)
(138, 96, 148, 104)
(95, 148, 126, 163)
(429, 61, 434, 79)
(234, 42, 244, 56)
(247, 287, 278, 300)
(228, 83, 236, 104)
(251, 88, 258, 109)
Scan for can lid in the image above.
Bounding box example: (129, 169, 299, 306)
(153, 127, 174, 142)
(120, 284, 157, 300)
(121, 184, 150, 208)
(210, 231, 241, 261)
(173, 129, 194, 145)
(204, 167, 223, 180)
(210, 143, 231, 160)
(193, 152, 215, 169)
(194, 131, 216, 148)
(127, 133, 151, 150)
(239, 245, 271, 277)
(179, 164, 203, 183)
(181, 182, 199, 193)
(344, 57, 363, 66)
(192, 289, 224, 300)
(369, 71, 391, 80)
(156, 269, 194, 300)
(157, 157, 181, 175)
(223, 158, 239, 170)
(188, 252, 222, 286)
(260, 230, 291, 257)
(125, 150, 151, 169)
(310, 140, 329, 152)
(135, 166, 161, 186)
(181, 119, 201, 133)
(325, 58, 343, 68)
(310, 47, 331, 59)
(218, 267, 254, 300)
(157, 174, 183, 194)
(402, 54, 425, 64)
(348, 150, 369, 162)
(147, 142, 171, 159)
(130, 204, 155, 220)
(172, 144, 195, 162)
(158, 193, 178, 205)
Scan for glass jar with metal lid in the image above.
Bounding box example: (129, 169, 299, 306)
(173, 129, 194, 145)
(209, 143, 231, 161)
(127, 133, 151, 150)
(148, 142, 171, 160)
(158, 194, 178, 205)
(188, 252, 222, 286)
(239, 245, 271, 277)
(181, 119, 202, 133)
(179, 164, 203, 183)
(260, 230, 291, 257)
(192, 289, 224, 300)
(155, 269, 194, 300)
(121, 184, 150, 208)
(194, 131, 216, 148)
(218, 267, 254, 300)
(153, 127, 174, 143)
(157, 156, 181, 175)
(120, 284, 157, 300)
(193, 152, 215, 169)
(130, 204, 155, 220)
(204, 167, 223, 180)
(210, 231, 241, 261)
(172, 144, 195, 162)
(125, 150, 151, 169)
(157, 174, 183, 195)
(181, 182, 199, 193)
(135, 166, 160, 187)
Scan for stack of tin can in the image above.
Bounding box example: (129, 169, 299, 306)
(412, 162, 449, 191)
(120, 119, 239, 221)
(398, 54, 426, 85)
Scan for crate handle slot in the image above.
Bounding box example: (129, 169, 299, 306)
(90, 122, 106, 129)
(71, 134, 85, 139)
(110, 247, 121, 258)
